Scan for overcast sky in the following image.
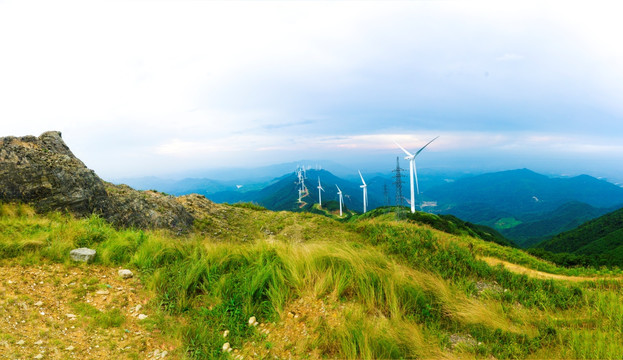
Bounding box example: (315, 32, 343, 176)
(2, 1, 623, 182)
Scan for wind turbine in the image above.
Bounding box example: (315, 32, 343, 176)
(336, 184, 344, 216)
(317, 177, 325, 207)
(358, 170, 368, 213)
(395, 136, 439, 213)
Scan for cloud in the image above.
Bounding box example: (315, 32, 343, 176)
(496, 53, 525, 61)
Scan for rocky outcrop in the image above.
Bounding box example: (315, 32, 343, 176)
(104, 182, 193, 230)
(0, 131, 109, 216)
(0, 131, 194, 230)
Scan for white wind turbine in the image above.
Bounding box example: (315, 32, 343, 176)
(317, 177, 325, 207)
(395, 136, 439, 213)
(336, 184, 344, 216)
(358, 170, 368, 213)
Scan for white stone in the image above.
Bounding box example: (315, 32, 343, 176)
(222, 342, 231, 353)
(69, 248, 96, 263)
(34, 301, 43, 306)
(16, 340, 25, 345)
(138, 314, 148, 320)
(65, 346, 75, 351)
(248, 316, 256, 326)
(223, 330, 229, 338)
(118, 269, 134, 279)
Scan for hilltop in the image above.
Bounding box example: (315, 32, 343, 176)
(3, 131, 623, 359)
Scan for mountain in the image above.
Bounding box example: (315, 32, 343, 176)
(4, 131, 623, 359)
(532, 206, 623, 266)
(504, 202, 613, 247)
(423, 169, 623, 245)
(208, 169, 390, 212)
(425, 169, 623, 215)
(113, 176, 236, 196)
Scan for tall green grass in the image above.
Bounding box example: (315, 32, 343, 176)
(3, 203, 623, 359)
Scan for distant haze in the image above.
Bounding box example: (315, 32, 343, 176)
(2, 1, 623, 183)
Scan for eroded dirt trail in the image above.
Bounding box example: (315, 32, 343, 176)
(480, 256, 623, 282)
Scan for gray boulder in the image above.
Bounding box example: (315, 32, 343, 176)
(70, 248, 96, 263)
(118, 269, 134, 279)
(0, 131, 195, 230)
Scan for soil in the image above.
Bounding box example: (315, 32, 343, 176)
(480, 256, 623, 282)
(0, 261, 178, 359)
(235, 295, 346, 360)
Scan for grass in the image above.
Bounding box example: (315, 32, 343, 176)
(2, 202, 623, 359)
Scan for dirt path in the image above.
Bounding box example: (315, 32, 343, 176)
(480, 256, 623, 282)
(0, 262, 178, 359)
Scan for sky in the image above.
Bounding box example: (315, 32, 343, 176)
(2, 1, 623, 182)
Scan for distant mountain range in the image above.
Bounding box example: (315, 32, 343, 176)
(422, 169, 623, 246)
(116, 166, 623, 247)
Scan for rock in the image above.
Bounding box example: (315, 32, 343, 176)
(65, 345, 75, 351)
(222, 342, 231, 353)
(70, 248, 96, 263)
(248, 316, 256, 326)
(16, 340, 25, 345)
(223, 330, 229, 338)
(138, 314, 148, 320)
(449, 334, 478, 348)
(118, 269, 134, 279)
(34, 301, 43, 306)
(0, 131, 195, 230)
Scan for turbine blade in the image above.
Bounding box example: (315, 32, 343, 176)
(336, 184, 341, 193)
(394, 141, 414, 157)
(358, 170, 366, 185)
(415, 136, 439, 157)
(414, 161, 420, 195)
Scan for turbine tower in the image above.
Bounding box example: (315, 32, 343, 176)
(317, 177, 325, 207)
(395, 136, 439, 213)
(358, 170, 368, 213)
(336, 184, 344, 216)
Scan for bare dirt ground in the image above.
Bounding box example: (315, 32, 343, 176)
(480, 256, 623, 282)
(235, 295, 346, 360)
(0, 262, 178, 359)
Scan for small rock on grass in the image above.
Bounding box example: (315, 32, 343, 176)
(69, 248, 96, 263)
(138, 314, 148, 320)
(118, 269, 134, 279)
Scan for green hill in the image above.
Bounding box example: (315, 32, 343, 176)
(532, 206, 623, 267)
(3, 201, 623, 359)
(502, 201, 611, 247)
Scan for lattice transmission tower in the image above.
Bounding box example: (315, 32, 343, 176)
(392, 157, 405, 216)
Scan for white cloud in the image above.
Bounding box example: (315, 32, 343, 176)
(496, 53, 524, 62)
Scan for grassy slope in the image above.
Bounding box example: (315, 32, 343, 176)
(533, 207, 623, 267)
(2, 202, 623, 359)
